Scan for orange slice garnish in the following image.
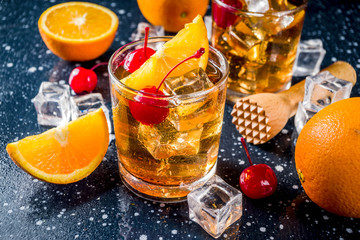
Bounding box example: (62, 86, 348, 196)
(121, 15, 209, 90)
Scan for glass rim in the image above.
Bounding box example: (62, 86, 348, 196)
(213, 0, 308, 16)
(108, 36, 229, 101)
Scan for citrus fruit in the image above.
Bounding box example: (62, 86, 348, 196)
(295, 97, 360, 218)
(6, 108, 109, 184)
(120, 15, 209, 91)
(137, 0, 209, 32)
(38, 2, 119, 61)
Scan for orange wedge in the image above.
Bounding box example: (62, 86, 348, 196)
(6, 109, 109, 184)
(38, 2, 119, 61)
(121, 15, 209, 90)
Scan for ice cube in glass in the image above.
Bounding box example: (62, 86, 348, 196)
(164, 67, 219, 131)
(163, 68, 214, 95)
(188, 175, 243, 239)
(303, 71, 353, 112)
(70, 93, 111, 132)
(138, 120, 203, 159)
(244, 0, 269, 13)
(130, 22, 165, 41)
(293, 39, 326, 77)
(31, 81, 71, 126)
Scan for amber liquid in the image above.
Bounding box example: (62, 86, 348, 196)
(111, 62, 226, 199)
(212, 0, 306, 96)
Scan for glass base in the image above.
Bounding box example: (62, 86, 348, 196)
(119, 161, 217, 203)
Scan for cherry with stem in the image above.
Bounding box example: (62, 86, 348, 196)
(129, 48, 205, 126)
(69, 62, 108, 94)
(239, 137, 278, 199)
(122, 27, 156, 73)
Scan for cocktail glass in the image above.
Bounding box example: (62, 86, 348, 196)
(108, 37, 229, 202)
(212, 0, 308, 103)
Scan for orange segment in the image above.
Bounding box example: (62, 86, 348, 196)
(120, 15, 209, 91)
(6, 108, 109, 184)
(38, 2, 118, 61)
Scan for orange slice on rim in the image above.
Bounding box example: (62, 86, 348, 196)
(121, 15, 209, 90)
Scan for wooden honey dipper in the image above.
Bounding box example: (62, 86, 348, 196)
(231, 61, 357, 145)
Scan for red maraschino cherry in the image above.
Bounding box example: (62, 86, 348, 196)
(212, 0, 243, 29)
(122, 27, 156, 73)
(129, 48, 205, 126)
(239, 137, 278, 199)
(69, 62, 107, 94)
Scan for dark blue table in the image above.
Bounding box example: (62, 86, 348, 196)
(1, 0, 359, 239)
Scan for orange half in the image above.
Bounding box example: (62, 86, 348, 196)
(38, 2, 119, 61)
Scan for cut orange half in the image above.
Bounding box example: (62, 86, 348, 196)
(6, 108, 109, 184)
(121, 15, 209, 90)
(38, 2, 119, 61)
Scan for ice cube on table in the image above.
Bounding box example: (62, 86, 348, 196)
(31, 81, 71, 126)
(188, 175, 243, 239)
(138, 120, 203, 159)
(130, 22, 165, 41)
(293, 39, 326, 77)
(70, 93, 111, 132)
(294, 102, 317, 134)
(294, 71, 353, 133)
(163, 68, 214, 95)
(303, 71, 353, 111)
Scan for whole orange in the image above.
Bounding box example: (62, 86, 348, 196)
(295, 97, 360, 218)
(137, 0, 209, 32)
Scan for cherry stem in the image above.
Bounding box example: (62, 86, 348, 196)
(240, 137, 253, 166)
(156, 48, 205, 92)
(90, 62, 108, 71)
(143, 27, 149, 57)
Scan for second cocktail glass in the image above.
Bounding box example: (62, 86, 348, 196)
(109, 37, 229, 202)
(212, 0, 308, 103)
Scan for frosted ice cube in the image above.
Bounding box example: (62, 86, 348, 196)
(294, 71, 353, 133)
(130, 22, 165, 41)
(188, 175, 243, 239)
(293, 39, 326, 77)
(245, 0, 269, 13)
(31, 81, 71, 126)
(294, 102, 317, 134)
(138, 120, 203, 159)
(70, 93, 111, 132)
(303, 71, 353, 112)
(163, 68, 214, 95)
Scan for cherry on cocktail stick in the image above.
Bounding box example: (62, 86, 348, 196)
(129, 48, 205, 126)
(239, 137, 278, 199)
(69, 62, 108, 94)
(122, 27, 156, 73)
